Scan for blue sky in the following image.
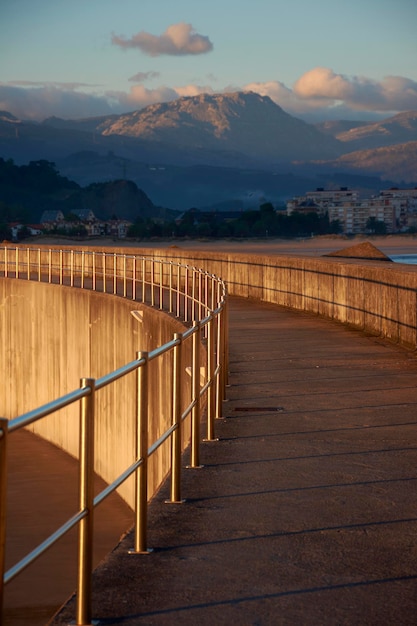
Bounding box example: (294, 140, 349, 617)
(1, 0, 416, 122)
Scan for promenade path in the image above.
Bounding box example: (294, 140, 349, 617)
(5, 295, 417, 625)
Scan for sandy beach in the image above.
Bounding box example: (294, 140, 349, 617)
(28, 234, 417, 259)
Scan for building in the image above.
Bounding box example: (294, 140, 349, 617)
(287, 188, 359, 217)
(40, 210, 65, 229)
(287, 187, 400, 234)
(378, 188, 417, 231)
(70, 209, 104, 236)
(326, 199, 396, 234)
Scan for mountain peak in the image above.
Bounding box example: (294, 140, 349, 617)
(100, 91, 340, 161)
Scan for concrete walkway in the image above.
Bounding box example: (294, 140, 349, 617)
(4, 298, 417, 626)
(46, 295, 417, 626)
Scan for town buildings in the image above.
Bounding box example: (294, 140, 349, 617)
(286, 187, 417, 234)
(39, 209, 131, 239)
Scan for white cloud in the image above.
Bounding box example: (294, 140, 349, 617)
(243, 69, 417, 120)
(107, 85, 180, 109)
(112, 22, 213, 57)
(0, 84, 115, 120)
(243, 80, 299, 111)
(293, 67, 355, 100)
(128, 71, 160, 83)
(2, 68, 416, 122)
(292, 67, 417, 112)
(106, 83, 214, 111)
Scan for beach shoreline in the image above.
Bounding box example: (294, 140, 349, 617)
(26, 234, 417, 258)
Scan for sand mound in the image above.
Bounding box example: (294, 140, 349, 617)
(323, 241, 393, 262)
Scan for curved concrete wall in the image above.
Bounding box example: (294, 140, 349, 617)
(3, 244, 417, 507)
(95, 245, 417, 350)
(0, 278, 192, 506)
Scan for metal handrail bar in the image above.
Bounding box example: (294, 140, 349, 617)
(0, 247, 228, 307)
(5, 509, 86, 585)
(200, 380, 211, 396)
(94, 458, 144, 508)
(7, 387, 90, 433)
(0, 245, 228, 624)
(147, 424, 177, 458)
(94, 357, 145, 391)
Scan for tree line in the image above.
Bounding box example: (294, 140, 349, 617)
(127, 203, 343, 239)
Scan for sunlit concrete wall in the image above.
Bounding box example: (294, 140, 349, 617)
(3, 244, 417, 507)
(105, 245, 416, 350)
(9, 242, 417, 348)
(0, 278, 192, 506)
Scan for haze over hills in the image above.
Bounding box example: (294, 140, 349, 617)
(1, 92, 417, 212)
(315, 111, 417, 150)
(312, 141, 417, 183)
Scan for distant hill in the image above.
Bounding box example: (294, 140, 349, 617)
(318, 111, 417, 150)
(94, 92, 342, 162)
(312, 141, 417, 183)
(1, 92, 417, 211)
(315, 119, 370, 136)
(0, 158, 170, 222)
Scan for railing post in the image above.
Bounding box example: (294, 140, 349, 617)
(206, 317, 217, 441)
(131, 352, 152, 554)
(70, 249, 74, 287)
(0, 418, 8, 618)
(59, 249, 63, 284)
(169, 334, 185, 503)
(190, 321, 202, 468)
(102, 252, 106, 293)
(37, 248, 41, 281)
(48, 249, 52, 283)
(169, 262, 173, 313)
(26, 247, 30, 280)
(76, 378, 96, 626)
(132, 256, 137, 301)
(223, 295, 230, 389)
(123, 255, 127, 298)
(215, 310, 224, 420)
(4, 246, 8, 278)
(176, 264, 181, 317)
(191, 268, 196, 321)
(151, 260, 155, 307)
(198, 270, 202, 322)
(184, 266, 189, 322)
(112, 253, 116, 295)
(141, 258, 146, 303)
(15, 247, 18, 279)
(219, 308, 226, 402)
(159, 262, 163, 310)
(81, 250, 85, 289)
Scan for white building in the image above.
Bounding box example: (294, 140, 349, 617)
(286, 187, 398, 234)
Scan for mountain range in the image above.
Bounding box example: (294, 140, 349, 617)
(1, 92, 416, 211)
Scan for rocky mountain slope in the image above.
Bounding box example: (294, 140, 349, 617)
(313, 141, 417, 183)
(316, 111, 417, 150)
(94, 92, 342, 162)
(1, 94, 417, 211)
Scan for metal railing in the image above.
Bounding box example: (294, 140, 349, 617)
(0, 245, 228, 625)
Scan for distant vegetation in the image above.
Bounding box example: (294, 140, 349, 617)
(128, 203, 343, 240)
(0, 157, 167, 225)
(0, 158, 345, 240)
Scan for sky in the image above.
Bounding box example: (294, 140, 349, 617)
(1, 0, 417, 123)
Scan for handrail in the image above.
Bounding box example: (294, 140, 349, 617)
(0, 245, 228, 625)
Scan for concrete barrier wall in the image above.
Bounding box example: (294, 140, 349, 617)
(0, 278, 192, 506)
(3, 244, 417, 507)
(95, 245, 416, 350)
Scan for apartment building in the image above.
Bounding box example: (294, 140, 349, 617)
(286, 187, 413, 234)
(326, 199, 396, 234)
